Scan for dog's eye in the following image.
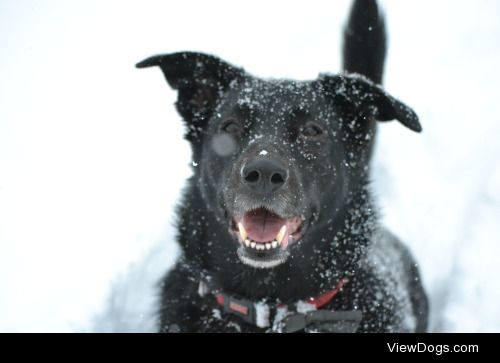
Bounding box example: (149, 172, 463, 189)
(221, 120, 243, 134)
(300, 123, 323, 137)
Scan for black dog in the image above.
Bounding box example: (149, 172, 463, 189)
(137, 0, 428, 332)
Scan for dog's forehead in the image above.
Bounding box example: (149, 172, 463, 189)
(221, 78, 325, 117)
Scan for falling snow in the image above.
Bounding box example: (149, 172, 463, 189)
(0, 0, 499, 333)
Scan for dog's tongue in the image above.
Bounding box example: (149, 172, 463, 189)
(242, 209, 285, 243)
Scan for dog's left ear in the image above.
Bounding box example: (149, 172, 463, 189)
(320, 74, 422, 132)
(136, 52, 245, 126)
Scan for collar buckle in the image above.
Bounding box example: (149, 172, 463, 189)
(281, 310, 363, 333)
(221, 294, 257, 326)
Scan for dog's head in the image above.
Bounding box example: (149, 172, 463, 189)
(137, 52, 421, 268)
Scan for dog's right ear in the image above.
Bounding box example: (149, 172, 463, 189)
(136, 52, 245, 126)
(320, 74, 422, 132)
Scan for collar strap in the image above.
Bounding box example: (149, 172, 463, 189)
(303, 277, 348, 309)
(198, 277, 349, 329)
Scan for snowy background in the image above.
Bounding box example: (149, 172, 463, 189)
(1, 0, 499, 332)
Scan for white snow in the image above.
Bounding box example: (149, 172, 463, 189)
(1, 0, 499, 332)
(254, 302, 271, 328)
(296, 301, 317, 314)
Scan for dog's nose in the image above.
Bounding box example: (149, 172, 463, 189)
(241, 158, 288, 194)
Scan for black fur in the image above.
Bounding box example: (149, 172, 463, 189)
(137, 0, 428, 332)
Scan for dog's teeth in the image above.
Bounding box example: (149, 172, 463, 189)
(244, 239, 250, 247)
(256, 244, 264, 250)
(265, 243, 271, 250)
(271, 241, 278, 249)
(237, 222, 248, 241)
(250, 242, 256, 249)
(276, 225, 287, 244)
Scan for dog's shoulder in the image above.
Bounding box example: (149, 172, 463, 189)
(355, 227, 427, 332)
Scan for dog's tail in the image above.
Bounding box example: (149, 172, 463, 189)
(342, 0, 386, 84)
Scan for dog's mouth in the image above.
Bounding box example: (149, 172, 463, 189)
(230, 207, 305, 268)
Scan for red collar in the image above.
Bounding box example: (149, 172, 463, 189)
(302, 277, 349, 309)
(199, 277, 349, 329)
